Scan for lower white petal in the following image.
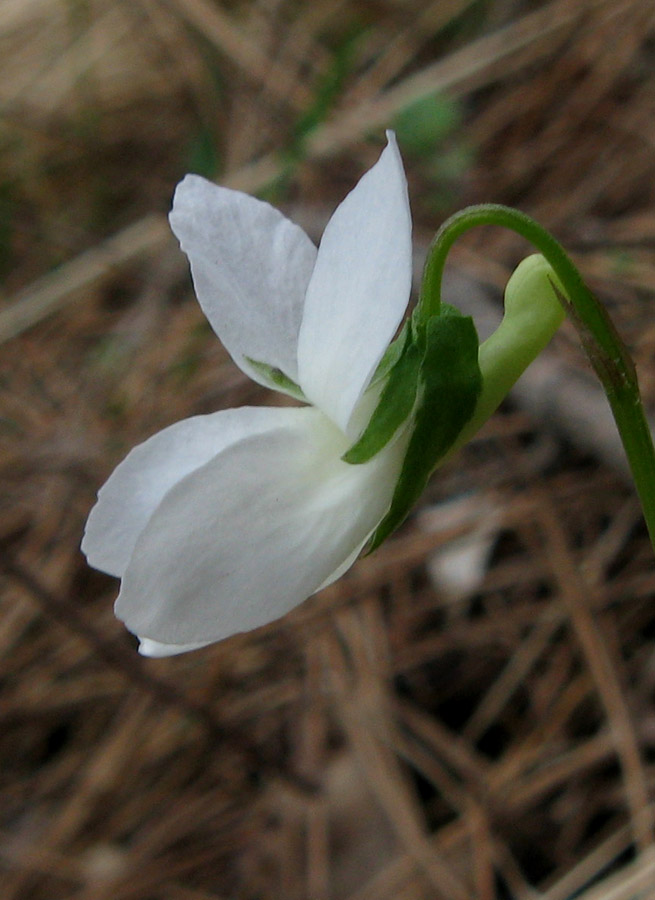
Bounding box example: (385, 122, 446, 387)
(137, 637, 213, 657)
(82, 406, 310, 578)
(316, 539, 369, 591)
(115, 409, 404, 646)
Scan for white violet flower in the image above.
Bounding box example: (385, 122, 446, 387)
(82, 133, 415, 657)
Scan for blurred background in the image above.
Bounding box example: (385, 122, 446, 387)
(2, 0, 655, 897)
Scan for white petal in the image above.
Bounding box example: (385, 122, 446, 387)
(82, 406, 309, 578)
(138, 637, 213, 657)
(115, 409, 404, 646)
(169, 175, 317, 388)
(296, 133, 412, 433)
(142, 532, 370, 657)
(316, 539, 368, 591)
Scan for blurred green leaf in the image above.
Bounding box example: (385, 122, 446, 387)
(263, 26, 364, 203)
(393, 93, 462, 157)
(187, 125, 222, 179)
(0, 181, 14, 283)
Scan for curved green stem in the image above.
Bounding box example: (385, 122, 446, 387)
(420, 204, 655, 552)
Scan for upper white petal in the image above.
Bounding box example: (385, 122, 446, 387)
(169, 175, 317, 388)
(115, 408, 405, 646)
(296, 132, 413, 434)
(82, 406, 308, 578)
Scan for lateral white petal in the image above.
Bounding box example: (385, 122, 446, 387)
(115, 409, 404, 646)
(82, 406, 308, 578)
(296, 133, 413, 433)
(169, 175, 317, 387)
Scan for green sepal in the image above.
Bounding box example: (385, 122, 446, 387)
(344, 304, 466, 465)
(368, 313, 482, 551)
(245, 358, 306, 401)
(368, 319, 411, 388)
(436, 302, 463, 319)
(343, 324, 422, 464)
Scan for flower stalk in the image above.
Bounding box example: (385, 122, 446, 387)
(418, 204, 655, 551)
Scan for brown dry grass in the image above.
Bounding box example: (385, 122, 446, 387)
(2, 1, 655, 898)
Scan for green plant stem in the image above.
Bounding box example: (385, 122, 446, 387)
(419, 204, 655, 552)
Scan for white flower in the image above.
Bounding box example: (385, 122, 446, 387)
(82, 133, 414, 657)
